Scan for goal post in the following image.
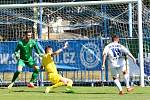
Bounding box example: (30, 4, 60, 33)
(137, 0, 144, 87)
(0, 0, 145, 87)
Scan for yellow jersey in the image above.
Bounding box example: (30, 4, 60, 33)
(42, 53, 58, 74)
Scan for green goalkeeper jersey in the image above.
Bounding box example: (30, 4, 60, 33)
(15, 39, 42, 61)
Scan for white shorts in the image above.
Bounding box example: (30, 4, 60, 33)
(110, 66, 129, 78)
(108, 58, 126, 68)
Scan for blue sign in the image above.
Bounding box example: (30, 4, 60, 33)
(0, 40, 102, 72)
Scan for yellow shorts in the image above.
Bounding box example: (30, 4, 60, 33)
(48, 73, 61, 84)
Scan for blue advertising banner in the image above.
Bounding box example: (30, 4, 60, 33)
(0, 40, 102, 72)
(0, 41, 18, 72)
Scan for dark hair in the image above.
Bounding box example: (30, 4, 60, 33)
(45, 46, 52, 53)
(112, 35, 119, 42)
(24, 31, 32, 35)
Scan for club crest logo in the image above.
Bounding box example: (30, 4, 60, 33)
(80, 43, 100, 68)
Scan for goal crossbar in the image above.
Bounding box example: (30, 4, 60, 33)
(0, 0, 138, 9)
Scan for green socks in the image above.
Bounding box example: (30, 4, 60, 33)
(30, 69, 39, 82)
(12, 71, 21, 82)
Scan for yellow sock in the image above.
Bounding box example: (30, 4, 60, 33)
(67, 79, 73, 87)
(51, 82, 65, 88)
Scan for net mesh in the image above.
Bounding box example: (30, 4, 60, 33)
(0, 0, 150, 86)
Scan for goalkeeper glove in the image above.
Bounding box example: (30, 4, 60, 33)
(63, 42, 68, 49)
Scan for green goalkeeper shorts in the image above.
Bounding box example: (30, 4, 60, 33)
(17, 58, 36, 68)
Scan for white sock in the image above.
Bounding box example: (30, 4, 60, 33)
(124, 74, 130, 88)
(114, 79, 122, 91)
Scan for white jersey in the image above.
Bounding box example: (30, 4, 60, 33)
(103, 42, 129, 68)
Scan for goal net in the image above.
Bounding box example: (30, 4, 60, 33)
(0, 0, 149, 87)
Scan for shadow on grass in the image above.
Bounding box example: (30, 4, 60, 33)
(68, 92, 121, 94)
(0, 87, 8, 89)
(12, 90, 57, 94)
(62, 90, 116, 94)
(10, 90, 147, 94)
(12, 90, 45, 93)
(12, 90, 115, 94)
(61, 91, 122, 94)
(1, 88, 147, 95)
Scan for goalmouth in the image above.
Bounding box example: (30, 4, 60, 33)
(0, 0, 144, 87)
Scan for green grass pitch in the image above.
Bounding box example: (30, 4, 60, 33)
(0, 86, 150, 100)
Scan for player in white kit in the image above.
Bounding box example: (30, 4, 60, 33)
(102, 35, 136, 95)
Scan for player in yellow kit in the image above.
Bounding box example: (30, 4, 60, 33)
(41, 42, 74, 93)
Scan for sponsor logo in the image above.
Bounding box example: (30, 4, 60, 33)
(80, 43, 100, 68)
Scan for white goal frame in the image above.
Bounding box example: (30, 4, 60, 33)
(0, 0, 144, 87)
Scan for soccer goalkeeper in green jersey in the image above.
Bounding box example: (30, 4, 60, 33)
(8, 31, 42, 89)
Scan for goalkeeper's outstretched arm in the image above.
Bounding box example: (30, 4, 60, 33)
(52, 42, 68, 56)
